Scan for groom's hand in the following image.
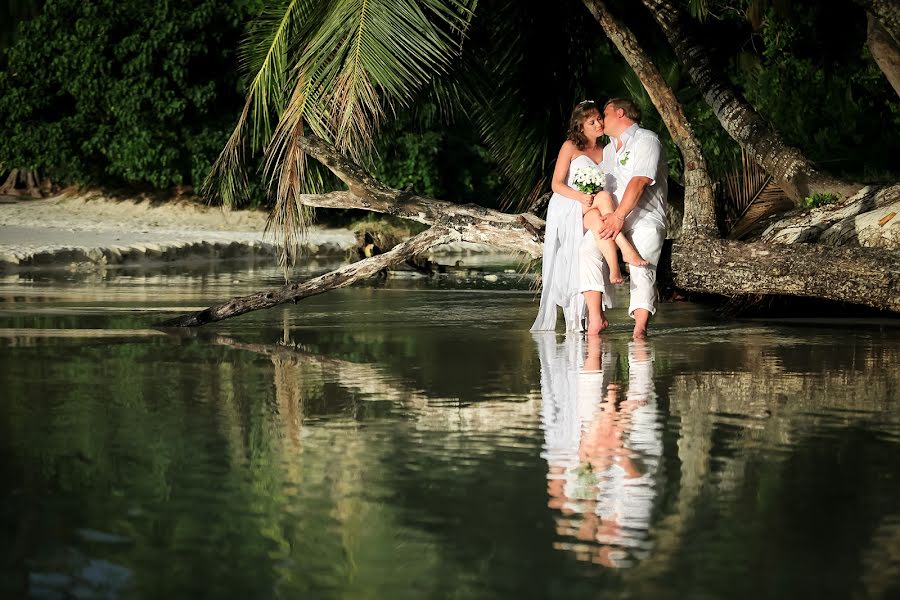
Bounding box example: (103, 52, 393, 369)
(597, 212, 624, 239)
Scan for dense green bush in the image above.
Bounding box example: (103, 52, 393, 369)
(737, 4, 898, 179)
(0, 0, 261, 190)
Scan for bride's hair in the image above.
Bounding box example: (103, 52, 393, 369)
(567, 100, 600, 150)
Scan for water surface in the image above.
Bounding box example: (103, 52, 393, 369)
(1, 264, 899, 599)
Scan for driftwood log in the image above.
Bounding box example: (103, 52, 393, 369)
(159, 135, 900, 328)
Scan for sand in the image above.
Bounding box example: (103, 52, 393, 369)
(0, 191, 356, 271)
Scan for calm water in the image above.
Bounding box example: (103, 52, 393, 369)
(1, 263, 899, 599)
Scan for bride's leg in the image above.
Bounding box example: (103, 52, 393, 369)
(596, 192, 648, 267)
(584, 206, 623, 284)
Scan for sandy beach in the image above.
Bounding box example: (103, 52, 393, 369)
(0, 191, 356, 271)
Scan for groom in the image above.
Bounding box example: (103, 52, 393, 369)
(579, 98, 668, 339)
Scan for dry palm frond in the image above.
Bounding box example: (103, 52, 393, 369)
(718, 148, 791, 239)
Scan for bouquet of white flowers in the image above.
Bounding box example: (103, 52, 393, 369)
(571, 165, 605, 195)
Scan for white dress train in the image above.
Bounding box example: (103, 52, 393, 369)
(531, 154, 598, 332)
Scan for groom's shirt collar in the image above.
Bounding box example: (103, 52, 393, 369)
(616, 123, 641, 145)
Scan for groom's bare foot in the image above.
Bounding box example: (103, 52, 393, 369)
(621, 246, 648, 267)
(588, 316, 609, 335)
(632, 325, 647, 340)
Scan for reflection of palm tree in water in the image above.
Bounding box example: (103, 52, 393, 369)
(538, 334, 661, 568)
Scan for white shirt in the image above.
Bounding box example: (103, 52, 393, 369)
(602, 123, 668, 232)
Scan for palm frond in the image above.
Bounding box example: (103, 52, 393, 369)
(206, 0, 475, 266)
(289, 0, 475, 159)
(466, 0, 596, 213)
(258, 0, 475, 267)
(718, 148, 792, 239)
(204, 0, 318, 208)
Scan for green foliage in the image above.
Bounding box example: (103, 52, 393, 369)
(804, 192, 838, 208)
(736, 3, 899, 179)
(371, 98, 502, 205)
(0, 0, 262, 190)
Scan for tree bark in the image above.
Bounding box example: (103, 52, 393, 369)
(640, 0, 862, 203)
(867, 13, 900, 97)
(295, 135, 545, 256)
(581, 0, 718, 236)
(854, 0, 900, 46)
(0, 169, 19, 194)
(673, 233, 900, 312)
(158, 226, 457, 327)
(759, 184, 900, 246)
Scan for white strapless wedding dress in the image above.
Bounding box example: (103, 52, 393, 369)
(531, 154, 598, 332)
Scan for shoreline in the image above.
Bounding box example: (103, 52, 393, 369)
(0, 192, 517, 273)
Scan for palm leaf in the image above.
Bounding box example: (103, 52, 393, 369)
(718, 148, 792, 239)
(208, 0, 475, 268)
(468, 0, 596, 213)
(203, 0, 319, 208)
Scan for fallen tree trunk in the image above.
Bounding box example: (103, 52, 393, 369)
(759, 184, 900, 247)
(158, 136, 899, 327)
(673, 233, 900, 312)
(158, 226, 457, 327)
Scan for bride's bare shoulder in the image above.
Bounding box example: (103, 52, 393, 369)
(555, 139, 578, 161)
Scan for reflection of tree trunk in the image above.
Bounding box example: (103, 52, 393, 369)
(867, 13, 900, 97)
(273, 358, 304, 451)
(581, 0, 717, 236)
(860, 513, 900, 598)
(640, 0, 862, 203)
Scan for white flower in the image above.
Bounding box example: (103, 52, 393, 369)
(571, 166, 605, 194)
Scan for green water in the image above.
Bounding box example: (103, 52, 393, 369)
(1, 265, 899, 599)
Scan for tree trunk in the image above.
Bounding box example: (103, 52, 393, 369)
(581, 0, 718, 236)
(0, 168, 48, 197)
(673, 233, 900, 312)
(295, 135, 545, 256)
(854, 0, 900, 46)
(640, 0, 862, 203)
(0, 169, 19, 194)
(758, 183, 900, 247)
(867, 13, 900, 97)
(159, 226, 458, 327)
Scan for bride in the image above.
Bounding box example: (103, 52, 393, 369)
(531, 100, 646, 333)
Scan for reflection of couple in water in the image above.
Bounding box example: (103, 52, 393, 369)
(537, 333, 661, 568)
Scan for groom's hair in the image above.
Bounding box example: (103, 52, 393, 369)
(604, 98, 641, 122)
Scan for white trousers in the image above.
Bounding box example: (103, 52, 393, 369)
(578, 227, 665, 318)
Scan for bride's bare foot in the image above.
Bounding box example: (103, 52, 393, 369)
(594, 231, 625, 284)
(588, 316, 609, 335)
(620, 246, 648, 267)
(608, 264, 624, 285)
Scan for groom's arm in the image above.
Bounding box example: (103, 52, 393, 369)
(597, 134, 661, 239)
(597, 176, 651, 239)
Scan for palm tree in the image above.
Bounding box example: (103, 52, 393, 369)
(206, 0, 477, 265)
